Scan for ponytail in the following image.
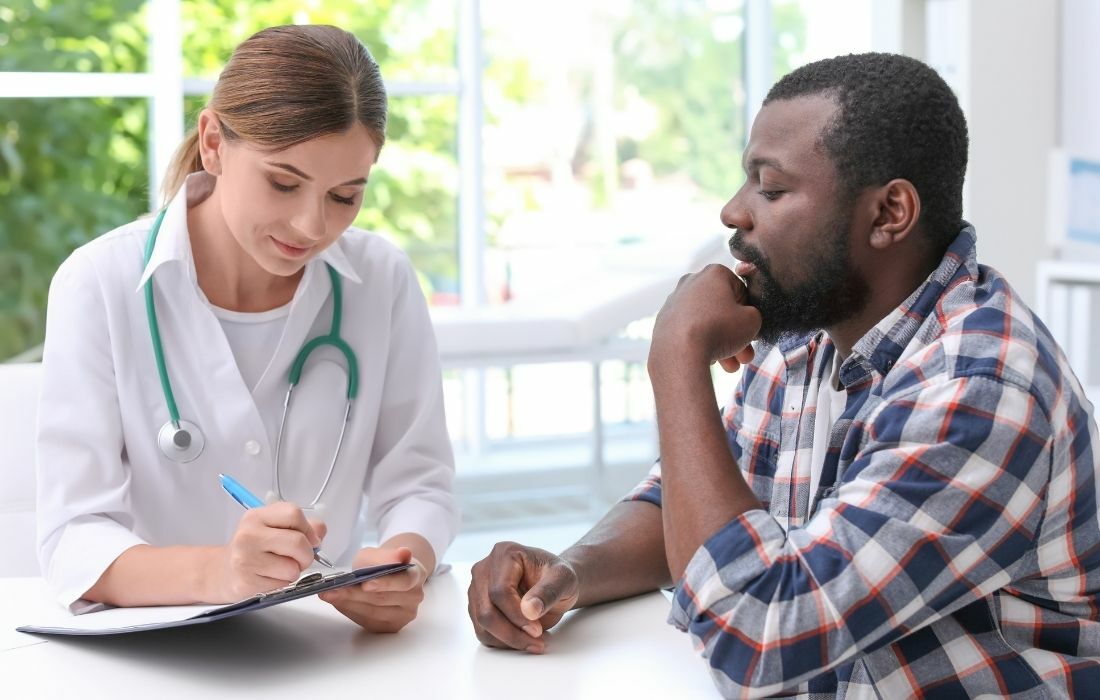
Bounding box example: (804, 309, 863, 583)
(160, 128, 203, 205)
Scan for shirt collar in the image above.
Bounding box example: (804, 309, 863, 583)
(135, 172, 363, 292)
(316, 237, 362, 284)
(135, 173, 195, 291)
(778, 224, 979, 382)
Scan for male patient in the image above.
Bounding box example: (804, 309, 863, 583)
(466, 53, 1100, 697)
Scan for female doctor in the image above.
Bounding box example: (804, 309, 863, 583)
(35, 24, 458, 633)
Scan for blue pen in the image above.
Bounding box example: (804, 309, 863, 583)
(219, 473, 336, 568)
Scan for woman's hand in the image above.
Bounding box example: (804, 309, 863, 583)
(319, 546, 428, 633)
(207, 501, 327, 602)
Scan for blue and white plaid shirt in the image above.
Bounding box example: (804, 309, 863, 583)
(629, 226, 1100, 698)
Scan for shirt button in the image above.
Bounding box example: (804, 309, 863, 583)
(245, 440, 261, 456)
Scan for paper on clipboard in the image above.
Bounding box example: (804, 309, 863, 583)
(15, 562, 412, 636)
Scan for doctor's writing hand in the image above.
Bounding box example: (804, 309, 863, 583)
(319, 546, 426, 633)
(467, 542, 579, 654)
(649, 264, 761, 381)
(209, 502, 327, 602)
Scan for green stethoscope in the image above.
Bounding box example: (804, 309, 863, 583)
(143, 208, 359, 508)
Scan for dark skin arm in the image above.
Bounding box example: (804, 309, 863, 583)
(467, 499, 670, 653)
(649, 178, 924, 577)
(648, 264, 764, 578)
(467, 266, 762, 653)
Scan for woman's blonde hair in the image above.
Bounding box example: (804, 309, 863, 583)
(161, 24, 387, 203)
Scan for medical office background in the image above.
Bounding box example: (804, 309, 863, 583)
(1, 0, 1098, 563)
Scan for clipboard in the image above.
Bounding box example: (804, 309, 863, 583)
(17, 562, 413, 636)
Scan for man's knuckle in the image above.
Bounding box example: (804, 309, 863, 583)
(487, 583, 513, 603)
(474, 605, 496, 629)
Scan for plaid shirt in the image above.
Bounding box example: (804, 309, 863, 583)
(629, 226, 1100, 698)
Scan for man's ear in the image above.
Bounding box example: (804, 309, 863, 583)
(867, 179, 920, 250)
(196, 108, 225, 176)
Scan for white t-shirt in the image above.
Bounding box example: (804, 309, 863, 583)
(808, 349, 848, 503)
(207, 300, 291, 393)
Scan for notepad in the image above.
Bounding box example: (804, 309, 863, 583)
(16, 562, 412, 636)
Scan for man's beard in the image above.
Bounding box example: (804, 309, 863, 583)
(729, 214, 870, 345)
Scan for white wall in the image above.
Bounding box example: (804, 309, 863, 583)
(876, 1, 1060, 306)
(963, 0, 1059, 306)
(1063, 0, 1100, 158)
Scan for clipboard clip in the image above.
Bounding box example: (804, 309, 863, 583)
(294, 572, 325, 588)
(256, 571, 351, 602)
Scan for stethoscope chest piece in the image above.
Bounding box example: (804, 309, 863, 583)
(157, 419, 205, 463)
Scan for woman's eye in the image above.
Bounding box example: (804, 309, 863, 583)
(271, 181, 298, 193)
(330, 193, 356, 206)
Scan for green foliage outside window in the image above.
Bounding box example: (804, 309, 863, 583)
(0, 0, 150, 361)
(0, 0, 457, 360)
(614, 0, 805, 200)
(1, 0, 804, 361)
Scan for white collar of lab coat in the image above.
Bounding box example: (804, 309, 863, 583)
(135, 171, 362, 292)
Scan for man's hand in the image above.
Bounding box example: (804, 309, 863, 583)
(319, 546, 426, 633)
(650, 264, 762, 378)
(648, 265, 766, 580)
(467, 542, 580, 654)
(208, 502, 327, 602)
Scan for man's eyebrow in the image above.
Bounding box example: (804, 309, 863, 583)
(267, 162, 367, 187)
(743, 156, 787, 175)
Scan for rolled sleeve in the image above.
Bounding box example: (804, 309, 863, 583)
(375, 497, 456, 569)
(623, 460, 663, 507)
(669, 376, 1051, 696)
(48, 516, 145, 610)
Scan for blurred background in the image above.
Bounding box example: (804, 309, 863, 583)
(2, 0, 1097, 559)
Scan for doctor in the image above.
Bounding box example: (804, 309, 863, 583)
(35, 24, 458, 633)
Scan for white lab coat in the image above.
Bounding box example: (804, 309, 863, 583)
(35, 174, 459, 607)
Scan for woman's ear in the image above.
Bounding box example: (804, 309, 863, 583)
(868, 179, 920, 250)
(196, 109, 224, 176)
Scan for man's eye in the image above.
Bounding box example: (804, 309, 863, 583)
(758, 190, 783, 201)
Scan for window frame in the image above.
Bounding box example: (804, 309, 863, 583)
(1, 0, 772, 511)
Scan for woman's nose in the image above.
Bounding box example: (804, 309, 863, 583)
(291, 200, 327, 241)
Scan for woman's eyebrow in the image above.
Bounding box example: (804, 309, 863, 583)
(267, 161, 367, 186)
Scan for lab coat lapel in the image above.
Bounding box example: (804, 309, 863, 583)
(253, 258, 330, 395)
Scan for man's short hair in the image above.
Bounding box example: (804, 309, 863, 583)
(765, 52, 969, 253)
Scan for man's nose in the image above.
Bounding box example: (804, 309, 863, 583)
(720, 192, 751, 231)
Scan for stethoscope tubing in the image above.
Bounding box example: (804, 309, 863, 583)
(143, 208, 359, 506)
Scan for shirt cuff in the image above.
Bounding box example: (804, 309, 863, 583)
(622, 462, 664, 507)
(376, 497, 459, 568)
(45, 515, 147, 611)
(669, 508, 786, 631)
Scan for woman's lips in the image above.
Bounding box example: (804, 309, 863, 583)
(272, 237, 313, 258)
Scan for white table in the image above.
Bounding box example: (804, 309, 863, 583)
(0, 565, 717, 699)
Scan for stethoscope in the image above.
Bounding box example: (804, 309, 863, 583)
(142, 208, 359, 508)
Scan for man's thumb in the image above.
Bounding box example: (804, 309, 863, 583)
(520, 567, 572, 620)
(520, 594, 544, 621)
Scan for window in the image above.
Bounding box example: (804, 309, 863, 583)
(2, 0, 830, 527)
